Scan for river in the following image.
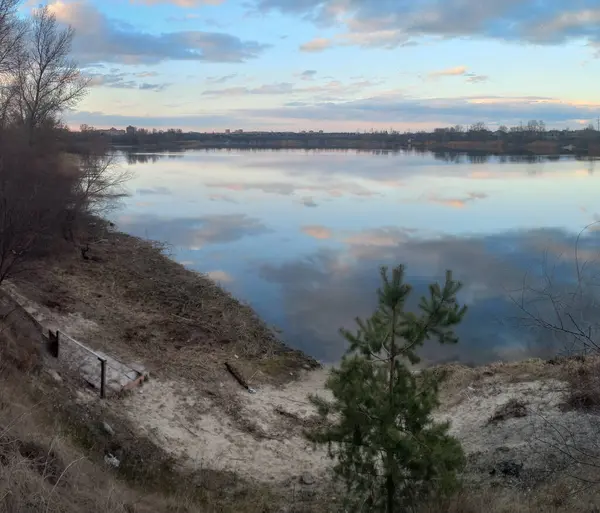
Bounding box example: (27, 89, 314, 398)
(112, 149, 600, 365)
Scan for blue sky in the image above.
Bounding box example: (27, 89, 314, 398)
(28, 0, 600, 131)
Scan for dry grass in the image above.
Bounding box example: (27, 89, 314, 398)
(427, 358, 561, 409)
(420, 483, 600, 513)
(487, 398, 528, 424)
(0, 372, 129, 512)
(0, 326, 333, 513)
(13, 219, 318, 387)
(563, 358, 600, 411)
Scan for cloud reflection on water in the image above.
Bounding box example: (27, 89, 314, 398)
(258, 226, 600, 364)
(114, 149, 600, 365)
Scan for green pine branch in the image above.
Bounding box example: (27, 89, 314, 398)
(305, 265, 468, 513)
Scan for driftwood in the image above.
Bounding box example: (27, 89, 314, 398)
(225, 361, 250, 391)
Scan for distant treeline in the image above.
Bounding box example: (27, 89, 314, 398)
(117, 147, 599, 167)
(71, 121, 600, 155)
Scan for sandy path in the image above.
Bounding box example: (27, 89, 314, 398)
(122, 370, 333, 482)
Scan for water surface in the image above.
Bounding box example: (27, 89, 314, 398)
(113, 149, 600, 365)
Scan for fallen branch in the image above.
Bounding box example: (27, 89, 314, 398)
(225, 361, 250, 391)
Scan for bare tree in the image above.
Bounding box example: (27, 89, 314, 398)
(0, 0, 25, 76)
(60, 152, 132, 241)
(76, 152, 132, 213)
(469, 121, 487, 132)
(508, 222, 600, 357)
(15, 6, 88, 143)
(0, 0, 26, 129)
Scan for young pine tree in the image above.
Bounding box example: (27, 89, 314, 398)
(307, 265, 467, 513)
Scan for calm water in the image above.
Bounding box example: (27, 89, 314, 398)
(112, 149, 600, 365)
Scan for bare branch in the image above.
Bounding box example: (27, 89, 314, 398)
(14, 6, 88, 143)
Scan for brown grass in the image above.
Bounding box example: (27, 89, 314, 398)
(0, 325, 333, 513)
(420, 482, 600, 513)
(428, 358, 562, 409)
(487, 398, 528, 424)
(563, 358, 600, 411)
(13, 219, 319, 387)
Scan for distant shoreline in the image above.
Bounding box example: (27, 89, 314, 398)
(110, 140, 600, 157)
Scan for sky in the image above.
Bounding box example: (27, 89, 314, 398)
(22, 0, 600, 131)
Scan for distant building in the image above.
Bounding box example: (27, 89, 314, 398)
(95, 127, 126, 137)
(225, 129, 231, 134)
(126, 125, 136, 135)
(234, 129, 243, 134)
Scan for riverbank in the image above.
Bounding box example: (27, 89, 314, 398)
(4, 219, 600, 511)
(12, 219, 319, 387)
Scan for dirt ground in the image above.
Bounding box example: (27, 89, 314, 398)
(4, 277, 333, 482)
(11, 223, 319, 389)
(7, 224, 331, 484)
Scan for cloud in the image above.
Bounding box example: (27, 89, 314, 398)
(66, 110, 255, 131)
(298, 33, 414, 52)
(68, 93, 600, 132)
(136, 186, 172, 195)
(466, 74, 489, 84)
(428, 66, 468, 78)
(201, 78, 380, 100)
(87, 70, 171, 91)
(132, 0, 225, 6)
(427, 67, 489, 84)
(299, 69, 317, 80)
(203, 82, 295, 96)
(205, 270, 234, 283)
(205, 180, 378, 197)
(252, 0, 600, 51)
(238, 94, 600, 128)
(138, 82, 170, 91)
(116, 213, 271, 248)
(344, 226, 415, 248)
(301, 225, 333, 239)
(48, 0, 270, 65)
(427, 191, 489, 209)
(301, 196, 318, 207)
(206, 73, 238, 84)
(208, 193, 238, 203)
(300, 37, 332, 52)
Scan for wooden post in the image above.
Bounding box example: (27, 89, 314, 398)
(99, 357, 107, 399)
(49, 330, 59, 358)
